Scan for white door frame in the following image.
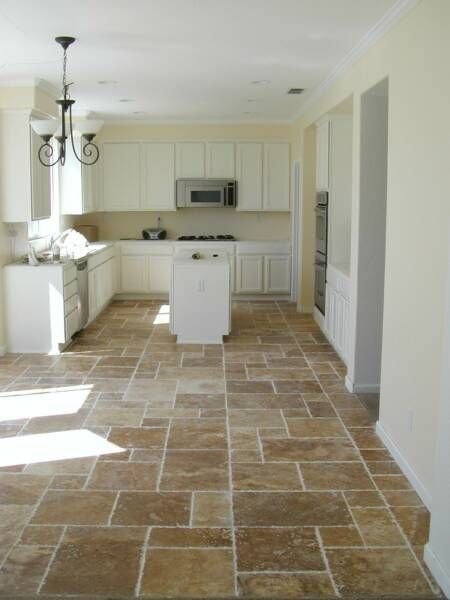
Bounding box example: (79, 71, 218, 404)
(424, 227, 450, 598)
(290, 159, 301, 303)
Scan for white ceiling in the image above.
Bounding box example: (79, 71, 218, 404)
(0, 0, 398, 122)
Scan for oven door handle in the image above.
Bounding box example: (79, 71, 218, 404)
(315, 261, 326, 267)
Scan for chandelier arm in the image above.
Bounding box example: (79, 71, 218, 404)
(37, 141, 63, 167)
(68, 105, 100, 166)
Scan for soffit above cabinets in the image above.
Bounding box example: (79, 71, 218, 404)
(0, 0, 398, 122)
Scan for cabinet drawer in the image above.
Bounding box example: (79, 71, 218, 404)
(65, 308, 79, 341)
(63, 263, 76, 285)
(64, 293, 78, 316)
(88, 246, 115, 271)
(64, 279, 77, 300)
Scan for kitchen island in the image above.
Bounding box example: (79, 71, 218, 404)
(170, 249, 231, 344)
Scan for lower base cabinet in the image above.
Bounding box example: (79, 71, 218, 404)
(236, 254, 291, 294)
(120, 246, 173, 294)
(325, 277, 350, 363)
(88, 257, 115, 321)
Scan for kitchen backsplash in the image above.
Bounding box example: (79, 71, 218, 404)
(74, 210, 291, 241)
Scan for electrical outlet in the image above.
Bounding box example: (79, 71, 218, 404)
(407, 409, 414, 432)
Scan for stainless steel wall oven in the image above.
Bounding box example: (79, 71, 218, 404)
(314, 192, 328, 315)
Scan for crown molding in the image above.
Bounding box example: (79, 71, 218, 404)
(292, 0, 420, 122)
(0, 77, 59, 99)
(101, 118, 293, 126)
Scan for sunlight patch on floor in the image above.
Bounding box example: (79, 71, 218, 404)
(0, 429, 125, 467)
(0, 385, 93, 422)
(153, 304, 170, 325)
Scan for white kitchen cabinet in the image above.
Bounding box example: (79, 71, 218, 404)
(315, 119, 330, 191)
(60, 135, 98, 215)
(171, 250, 231, 344)
(206, 142, 235, 178)
(87, 248, 115, 322)
(119, 242, 173, 295)
(263, 142, 290, 211)
(236, 142, 263, 211)
(264, 254, 291, 293)
(0, 111, 52, 222)
(4, 261, 78, 353)
(325, 265, 350, 363)
(236, 255, 264, 293)
(103, 142, 140, 211)
(120, 255, 149, 293)
(141, 142, 176, 211)
(148, 255, 172, 293)
(176, 142, 205, 178)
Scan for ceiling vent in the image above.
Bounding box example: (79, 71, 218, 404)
(287, 88, 305, 95)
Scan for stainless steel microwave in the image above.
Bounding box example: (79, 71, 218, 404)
(176, 179, 237, 208)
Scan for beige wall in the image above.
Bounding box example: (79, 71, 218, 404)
(76, 123, 292, 241)
(292, 0, 450, 496)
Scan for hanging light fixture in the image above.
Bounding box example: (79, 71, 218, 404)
(31, 36, 103, 167)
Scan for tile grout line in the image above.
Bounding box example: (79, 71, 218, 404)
(224, 343, 239, 598)
(315, 526, 341, 597)
(36, 524, 67, 594)
(135, 525, 152, 597)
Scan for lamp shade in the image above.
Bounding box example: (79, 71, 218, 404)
(75, 119, 104, 136)
(30, 119, 58, 137)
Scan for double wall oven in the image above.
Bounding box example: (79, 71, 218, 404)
(314, 191, 328, 315)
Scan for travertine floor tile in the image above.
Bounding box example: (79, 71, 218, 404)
(42, 526, 145, 596)
(327, 547, 432, 596)
(236, 527, 323, 571)
(0, 301, 439, 599)
(140, 548, 235, 597)
(238, 573, 335, 598)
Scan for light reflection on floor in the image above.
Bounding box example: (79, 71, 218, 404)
(0, 429, 124, 467)
(0, 385, 93, 422)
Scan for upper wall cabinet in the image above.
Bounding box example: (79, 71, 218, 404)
(263, 142, 290, 211)
(315, 119, 330, 191)
(103, 142, 141, 211)
(0, 110, 52, 222)
(206, 142, 235, 178)
(176, 142, 205, 178)
(236, 142, 290, 212)
(142, 142, 176, 211)
(236, 142, 264, 211)
(60, 135, 99, 215)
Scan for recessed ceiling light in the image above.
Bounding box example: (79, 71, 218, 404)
(287, 88, 305, 95)
(119, 98, 135, 103)
(247, 98, 257, 102)
(97, 80, 117, 85)
(132, 111, 147, 115)
(251, 80, 270, 85)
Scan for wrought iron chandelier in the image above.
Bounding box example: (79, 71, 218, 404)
(31, 36, 103, 167)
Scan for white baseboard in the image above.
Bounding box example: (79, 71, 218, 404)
(0, 345, 6, 357)
(424, 543, 450, 598)
(345, 376, 380, 394)
(299, 305, 314, 314)
(376, 421, 432, 509)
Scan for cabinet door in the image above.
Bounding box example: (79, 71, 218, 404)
(103, 142, 140, 211)
(264, 255, 291, 293)
(325, 284, 336, 342)
(82, 160, 97, 213)
(120, 255, 149, 292)
(176, 142, 205, 178)
(88, 269, 98, 318)
(30, 128, 51, 220)
(142, 143, 175, 211)
(236, 143, 263, 211)
(206, 142, 235, 178)
(148, 255, 172, 293)
(316, 120, 329, 191)
(236, 255, 264, 293)
(263, 142, 290, 211)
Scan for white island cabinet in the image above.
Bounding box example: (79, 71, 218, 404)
(170, 250, 231, 344)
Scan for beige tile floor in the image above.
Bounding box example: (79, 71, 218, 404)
(0, 300, 441, 598)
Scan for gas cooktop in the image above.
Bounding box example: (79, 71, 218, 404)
(177, 235, 236, 241)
